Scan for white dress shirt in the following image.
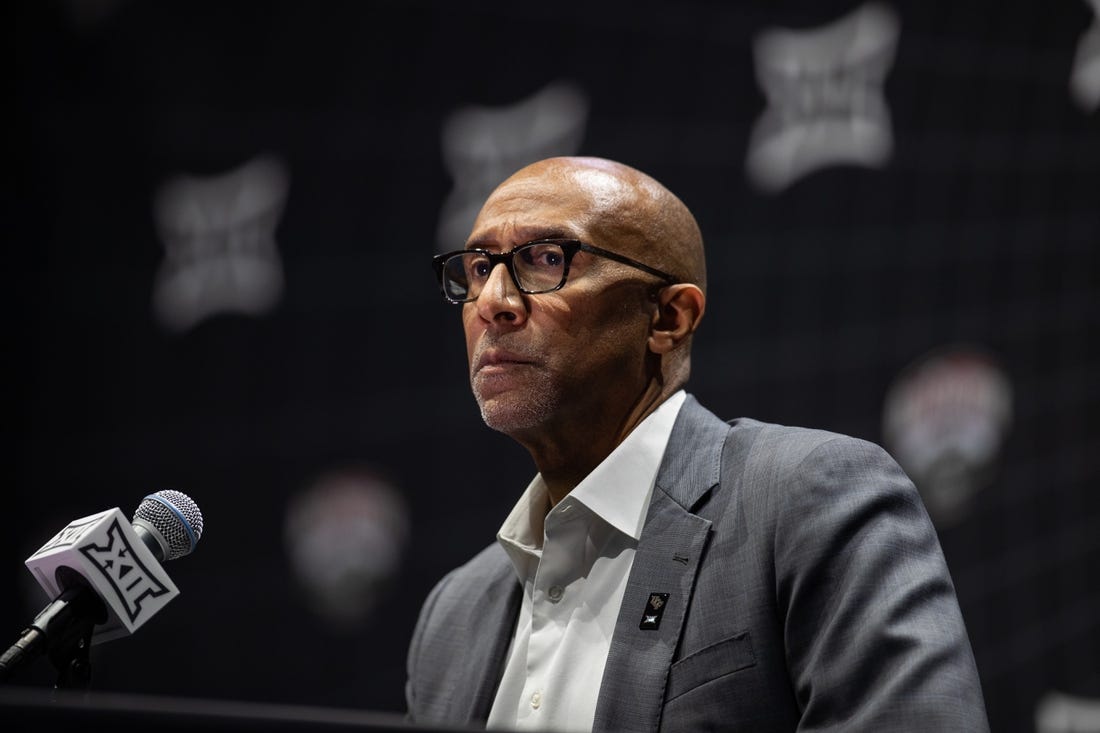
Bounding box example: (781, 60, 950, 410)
(486, 391, 687, 733)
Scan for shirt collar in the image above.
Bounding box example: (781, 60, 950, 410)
(496, 390, 686, 566)
(569, 390, 686, 540)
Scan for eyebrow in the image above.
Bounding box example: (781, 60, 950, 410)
(465, 228, 578, 250)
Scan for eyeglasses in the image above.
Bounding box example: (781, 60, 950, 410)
(432, 238, 678, 304)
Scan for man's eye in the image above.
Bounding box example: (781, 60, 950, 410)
(468, 257, 491, 280)
(522, 246, 563, 268)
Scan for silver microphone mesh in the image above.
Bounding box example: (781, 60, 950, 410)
(133, 490, 204, 561)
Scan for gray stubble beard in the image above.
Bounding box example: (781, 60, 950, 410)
(472, 372, 560, 435)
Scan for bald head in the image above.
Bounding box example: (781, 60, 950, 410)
(488, 157, 707, 292)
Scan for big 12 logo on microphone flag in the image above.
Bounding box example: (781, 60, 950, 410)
(25, 508, 180, 644)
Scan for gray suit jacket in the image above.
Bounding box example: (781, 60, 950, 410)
(406, 395, 989, 731)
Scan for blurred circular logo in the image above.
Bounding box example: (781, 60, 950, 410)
(883, 346, 1013, 526)
(283, 468, 409, 631)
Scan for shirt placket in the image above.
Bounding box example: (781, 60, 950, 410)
(518, 502, 586, 725)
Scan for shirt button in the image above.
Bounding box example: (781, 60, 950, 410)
(531, 691, 542, 709)
(548, 585, 564, 602)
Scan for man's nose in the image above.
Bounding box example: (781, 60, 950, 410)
(475, 262, 527, 325)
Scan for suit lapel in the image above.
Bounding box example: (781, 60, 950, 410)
(592, 396, 729, 733)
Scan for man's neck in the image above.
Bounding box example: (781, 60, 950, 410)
(514, 383, 679, 506)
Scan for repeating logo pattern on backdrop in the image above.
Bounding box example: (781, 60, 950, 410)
(882, 346, 1014, 527)
(436, 81, 589, 252)
(746, 2, 900, 193)
(283, 468, 410, 631)
(152, 155, 290, 332)
(1071, 0, 1100, 111)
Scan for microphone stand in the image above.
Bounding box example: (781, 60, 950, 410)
(0, 569, 106, 690)
(43, 586, 98, 690)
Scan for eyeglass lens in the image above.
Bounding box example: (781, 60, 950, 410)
(442, 242, 568, 300)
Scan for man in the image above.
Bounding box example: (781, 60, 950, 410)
(406, 156, 988, 731)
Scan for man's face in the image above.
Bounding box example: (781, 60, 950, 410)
(462, 166, 657, 439)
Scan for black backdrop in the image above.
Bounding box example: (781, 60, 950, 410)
(8, 2, 1099, 732)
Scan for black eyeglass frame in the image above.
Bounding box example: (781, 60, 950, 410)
(432, 238, 679, 304)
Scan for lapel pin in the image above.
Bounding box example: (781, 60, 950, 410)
(639, 592, 670, 630)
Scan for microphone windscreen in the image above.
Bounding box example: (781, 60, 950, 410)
(133, 490, 204, 561)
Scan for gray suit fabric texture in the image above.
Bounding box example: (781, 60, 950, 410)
(405, 395, 989, 732)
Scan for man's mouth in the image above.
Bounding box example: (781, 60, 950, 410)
(475, 349, 536, 374)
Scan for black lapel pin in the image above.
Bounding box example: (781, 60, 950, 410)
(639, 592, 670, 630)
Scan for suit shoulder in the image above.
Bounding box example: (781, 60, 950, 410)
(433, 541, 510, 594)
(456, 541, 510, 579)
(726, 417, 896, 472)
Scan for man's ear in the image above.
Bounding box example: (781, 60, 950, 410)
(648, 284, 705, 355)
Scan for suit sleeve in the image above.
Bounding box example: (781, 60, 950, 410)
(772, 435, 989, 731)
(404, 569, 454, 722)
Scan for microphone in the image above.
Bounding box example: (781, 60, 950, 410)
(0, 490, 204, 685)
